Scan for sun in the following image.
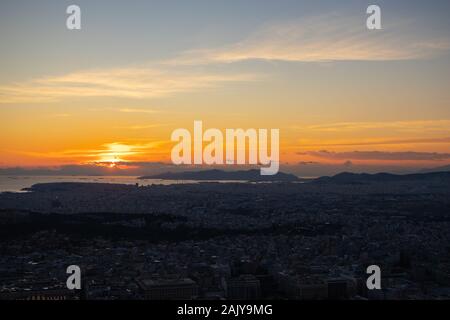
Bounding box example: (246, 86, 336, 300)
(96, 143, 135, 166)
(108, 160, 118, 168)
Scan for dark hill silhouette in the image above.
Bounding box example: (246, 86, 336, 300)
(139, 169, 299, 182)
(315, 171, 450, 184)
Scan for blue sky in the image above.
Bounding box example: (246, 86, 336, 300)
(1, 0, 450, 79)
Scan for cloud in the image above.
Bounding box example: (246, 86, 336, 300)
(0, 162, 266, 177)
(300, 137, 450, 148)
(304, 120, 450, 133)
(2, 13, 448, 104)
(0, 162, 176, 177)
(114, 124, 170, 130)
(299, 161, 319, 165)
(6, 141, 170, 163)
(295, 120, 450, 148)
(171, 13, 450, 65)
(118, 108, 159, 114)
(302, 150, 450, 161)
(0, 67, 260, 103)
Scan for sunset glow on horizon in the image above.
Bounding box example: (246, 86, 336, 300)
(1, 0, 450, 176)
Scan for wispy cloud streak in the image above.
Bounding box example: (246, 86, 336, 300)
(170, 13, 450, 65)
(301, 150, 450, 161)
(0, 67, 259, 103)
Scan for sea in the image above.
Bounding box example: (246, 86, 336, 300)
(0, 176, 225, 193)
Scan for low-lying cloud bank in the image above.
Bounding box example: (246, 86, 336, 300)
(1, 161, 449, 178)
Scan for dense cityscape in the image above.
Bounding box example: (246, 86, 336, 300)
(0, 173, 449, 300)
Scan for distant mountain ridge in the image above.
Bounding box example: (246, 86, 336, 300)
(315, 171, 450, 184)
(139, 170, 450, 183)
(139, 169, 299, 182)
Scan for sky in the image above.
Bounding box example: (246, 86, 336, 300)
(1, 0, 450, 176)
